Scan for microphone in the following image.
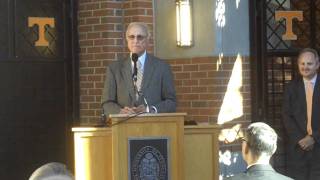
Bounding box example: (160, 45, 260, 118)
(131, 53, 139, 82)
(99, 101, 111, 127)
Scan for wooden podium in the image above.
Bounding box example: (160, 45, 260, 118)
(72, 113, 220, 180)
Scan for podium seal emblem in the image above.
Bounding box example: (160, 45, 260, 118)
(132, 146, 167, 180)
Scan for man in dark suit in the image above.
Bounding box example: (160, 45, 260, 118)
(225, 122, 292, 180)
(102, 22, 176, 117)
(283, 48, 320, 180)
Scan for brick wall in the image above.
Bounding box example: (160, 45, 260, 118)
(78, 0, 251, 127)
(168, 56, 251, 124)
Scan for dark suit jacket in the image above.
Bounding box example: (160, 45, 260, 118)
(282, 75, 320, 146)
(102, 53, 176, 117)
(224, 164, 293, 180)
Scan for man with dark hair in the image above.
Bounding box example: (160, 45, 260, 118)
(102, 22, 176, 117)
(225, 122, 292, 180)
(283, 47, 320, 180)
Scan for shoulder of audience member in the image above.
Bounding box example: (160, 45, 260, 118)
(223, 173, 247, 180)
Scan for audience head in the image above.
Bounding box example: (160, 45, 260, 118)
(29, 162, 74, 180)
(242, 122, 278, 161)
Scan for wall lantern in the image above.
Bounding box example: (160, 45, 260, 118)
(176, 0, 193, 47)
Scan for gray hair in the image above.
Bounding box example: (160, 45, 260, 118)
(29, 162, 74, 180)
(126, 22, 150, 38)
(244, 122, 278, 157)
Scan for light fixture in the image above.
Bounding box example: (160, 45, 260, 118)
(176, 0, 193, 47)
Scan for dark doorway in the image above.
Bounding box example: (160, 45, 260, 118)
(0, 0, 77, 179)
(251, 0, 320, 174)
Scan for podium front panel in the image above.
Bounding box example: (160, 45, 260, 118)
(111, 113, 185, 180)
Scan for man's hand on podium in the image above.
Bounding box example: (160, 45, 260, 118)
(132, 105, 146, 113)
(120, 105, 146, 114)
(120, 106, 135, 114)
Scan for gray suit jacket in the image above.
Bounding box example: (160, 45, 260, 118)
(102, 53, 176, 117)
(224, 164, 293, 180)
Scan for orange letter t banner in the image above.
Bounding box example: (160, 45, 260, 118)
(28, 17, 55, 46)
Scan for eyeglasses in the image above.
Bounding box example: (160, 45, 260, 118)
(127, 35, 146, 41)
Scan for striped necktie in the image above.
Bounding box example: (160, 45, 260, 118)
(136, 61, 143, 99)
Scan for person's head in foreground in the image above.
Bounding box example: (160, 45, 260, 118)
(242, 122, 277, 165)
(29, 162, 74, 180)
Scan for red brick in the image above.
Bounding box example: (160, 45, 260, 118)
(86, 17, 100, 24)
(132, 1, 153, 8)
(93, 9, 113, 16)
(94, 39, 115, 46)
(94, 53, 116, 60)
(131, 16, 153, 23)
(95, 67, 106, 74)
(80, 48, 87, 54)
(182, 79, 198, 86)
(199, 79, 215, 86)
(87, 47, 102, 53)
(79, 25, 93, 32)
(79, 0, 92, 4)
(95, 82, 104, 88)
(87, 32, 101, 39)
(80, 103, 89, 109)
(101, 17, 122, 23)
(86, 3, 100, 10)
(94, 24, 114, 31)
(191, 72, 207, 79)
(192, 116, 209, 122)
(176, 87, 192, 93)
(79, 61, 88, 67)
(81, 96, 95, 102)
(80, 76, 88, 81)
(199, 64, 215, 71)
(174, 80, 182, 87)
(102, 46, 123, 52)
(191, 87, 207, 93)
(182, 94, 199, 100)
(199, 94, 216, 100)
(80, 68, 94, 75)
(80, 109, 95, 116)
(175, 72, 190, 79)
(192, 57, 213, 64)
(79, 11, 93, 18)
(101, 2, 122, 9)
(80, 82, 94, 88)
(171, 65, 182, 72)
(89, 89, 102, 95)
(89, 103, 100, 109)
(178, 101, 191, 107)
(183, 64, 199, 71)
(80, 54, 94, 60)
(102, 32, 123, 38)
(79, 40, 93, 46)
(88, 61, 102, 67)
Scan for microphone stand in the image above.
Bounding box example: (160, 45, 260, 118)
(133, 78, 149, 113)
(98, 101, 111, 127)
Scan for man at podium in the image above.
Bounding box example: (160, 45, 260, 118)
(102, 22, 176, 117)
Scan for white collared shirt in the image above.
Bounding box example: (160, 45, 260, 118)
(131, 50, 146, 72)
(246, 162, 269, 169)
(303, 74, 317, 91)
